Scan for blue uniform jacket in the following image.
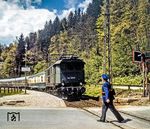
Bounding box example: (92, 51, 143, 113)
(102, 81, 111, 102)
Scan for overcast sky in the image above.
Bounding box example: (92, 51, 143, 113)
(0, 0, 92, 45)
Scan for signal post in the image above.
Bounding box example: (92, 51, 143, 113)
(133, 51, 150, 99)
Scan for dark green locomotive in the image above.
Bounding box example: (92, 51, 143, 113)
(46, 56, 86, 99)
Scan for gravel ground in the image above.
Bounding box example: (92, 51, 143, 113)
(0, 90, 66, 108)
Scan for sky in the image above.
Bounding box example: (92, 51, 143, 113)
(0, 0, 92, 45)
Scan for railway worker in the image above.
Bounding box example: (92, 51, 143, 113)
(98, 74, 125, 123)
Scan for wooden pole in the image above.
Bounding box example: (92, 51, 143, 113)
(145, 61, 150, 96)
(142, 62, 146, 97)
(148, 83, 150, 101)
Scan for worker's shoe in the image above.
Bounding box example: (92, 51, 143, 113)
(119, 119, 126, 123)
(97, 119, 105, 122)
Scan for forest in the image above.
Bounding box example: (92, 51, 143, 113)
(0, 0, 150, 84)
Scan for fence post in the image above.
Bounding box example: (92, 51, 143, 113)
(11, 87, 13, 93)
(8, 88, 10, 93)
(148, 90, 150, 101)
(128, 85, 130, 90)
(13, 87, 15, 93)
(4, 87, 6, 94)
(20, 87, 22, 92)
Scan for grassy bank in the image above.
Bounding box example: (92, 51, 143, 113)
(0, 90, 23, 97)
(84, 84, 101, 97)
(85, 75, 146, 97)
(84, 84, 143, 97)
(112, 76, 143, 85)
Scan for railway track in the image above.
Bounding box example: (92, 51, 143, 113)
(119, 110, 150, 123)
(65, 100, 150, 129)
(65, 100, 126, 129)
(82, 100, 150, 122)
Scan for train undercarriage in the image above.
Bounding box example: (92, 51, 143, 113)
(45, 85, 86, 100)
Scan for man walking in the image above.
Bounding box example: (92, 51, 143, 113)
(98, 74, 124, 123)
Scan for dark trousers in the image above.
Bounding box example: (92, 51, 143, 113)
(100, 101, 124, 122)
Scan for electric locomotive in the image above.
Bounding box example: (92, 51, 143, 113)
(46, 55, 86, 99)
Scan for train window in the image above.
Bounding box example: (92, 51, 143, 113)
(67, 63, 74, 71)
(41, 76, 43, 82)
(34, 78, 36, 83)
(50, 68, 52, 74)
(61, 64, 66, 71)
(61, 63, 74, 71)
(74, 63, 84, 70)
(61, 62, 84, 71)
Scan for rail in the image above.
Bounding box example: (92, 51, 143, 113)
(65, 100, 125, 129)
(65, 100, 150, 129)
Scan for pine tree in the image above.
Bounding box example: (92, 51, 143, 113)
(16, 34, 26, 76)
(1, 43, 17, 77)
(68, 11, 74, 28)
(97, 0, 150, 76)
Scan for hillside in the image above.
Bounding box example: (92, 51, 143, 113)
(0, 0, 150, 84)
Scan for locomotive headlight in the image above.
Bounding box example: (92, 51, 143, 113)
(61, 83, 65, 86)
(80, 82, 83, 86)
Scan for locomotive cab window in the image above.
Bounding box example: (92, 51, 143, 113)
(67, 63, 74, 71)
(74, 62, 84, 70)
(61, 63, 74, 71)
(61, 62, 84, 71)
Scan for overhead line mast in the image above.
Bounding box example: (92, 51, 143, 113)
(103, 0, 112, 82)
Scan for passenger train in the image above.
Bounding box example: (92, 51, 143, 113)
(0, 55, 86, 99)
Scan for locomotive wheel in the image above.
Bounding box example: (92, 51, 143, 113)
(57, 89, 68, 100)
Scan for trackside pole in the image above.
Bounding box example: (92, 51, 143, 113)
(103, 0, 112, 82)
(142, 62, 146, 97)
